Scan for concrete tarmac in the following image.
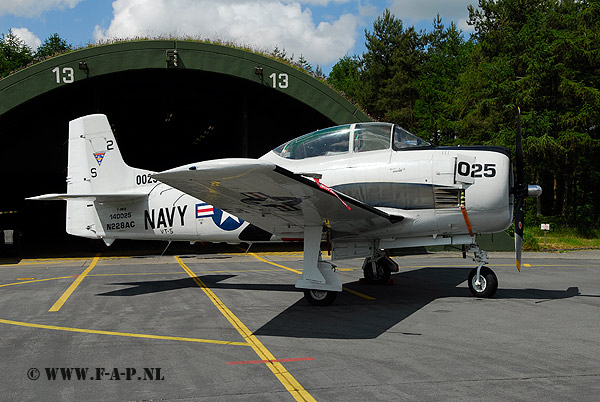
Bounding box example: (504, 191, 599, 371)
(0, 250, 598, 401)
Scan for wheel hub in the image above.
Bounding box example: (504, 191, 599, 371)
(309, 290, 328, 301)
(471, 275, 487, 292)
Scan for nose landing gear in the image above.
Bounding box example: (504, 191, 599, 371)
(465, 244, 498, 298)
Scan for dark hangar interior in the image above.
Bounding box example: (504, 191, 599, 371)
(0, 41, 367, 255)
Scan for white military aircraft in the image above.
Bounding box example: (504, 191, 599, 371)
(30, 114, 541, 305)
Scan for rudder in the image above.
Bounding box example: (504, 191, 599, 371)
(64, 114, 153, 240)
(67, 114, 151, 194)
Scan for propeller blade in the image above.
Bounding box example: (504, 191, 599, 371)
(514, 106, 525, 272)
(514, 196, 525, 272)
(513, 107, 543, 270)
(516, 107, 524, 188)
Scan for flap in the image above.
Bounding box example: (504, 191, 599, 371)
(153, 159, 402, 237)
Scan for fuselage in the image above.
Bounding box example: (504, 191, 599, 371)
(67, 120, 513, 246)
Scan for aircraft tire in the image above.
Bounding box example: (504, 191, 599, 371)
(468, 267, 498, 298)
(303, 289, 338, 306)
(363, 259, 392, 285)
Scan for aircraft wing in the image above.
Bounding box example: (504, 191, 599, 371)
(153, 159, 402, 237)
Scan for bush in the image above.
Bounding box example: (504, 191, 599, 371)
(574, 204, 597, 238)
(523, 232, 540, 251)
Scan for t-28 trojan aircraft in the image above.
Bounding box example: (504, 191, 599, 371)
(30, 114, 541, 305)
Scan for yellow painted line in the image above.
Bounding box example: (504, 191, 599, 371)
(248, 253, 375, 301)
(400, 263, 600, 269)
(517, 263, 600, 267)
(175, 256, 316, 402)
(0, 256, 132, 267)
(87, 269, 282, 277)
(0, 276, 76, 288)
(401, 264, 527, 269)
(220, 251, 305, 257)
(19, 257, 91, 263)
(49, 255, 100, 312)
(0, 318, 249, 346)
(88, 272, 185, 277)
(341, 286, 376, 300)
(248, 252, 303, 274)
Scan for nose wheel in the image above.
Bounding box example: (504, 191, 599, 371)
(467, 266, 498, 298)
(465, 244, 498, 298)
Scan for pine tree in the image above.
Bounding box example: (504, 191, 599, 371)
(328, 55, 362, 101)
(0, 29, 34, 77)
(362, 9, 426, 128)
(36, 33, 71, 60)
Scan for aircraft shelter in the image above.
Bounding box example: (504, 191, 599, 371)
(0, 40, 369, 254)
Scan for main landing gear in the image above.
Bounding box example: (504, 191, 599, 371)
(302, 249, 399, 306)
(362, 250, 399, 285)
(297, 226, 342, 306)
(303, 289, 338, 306)
(465, 244, 498, 298)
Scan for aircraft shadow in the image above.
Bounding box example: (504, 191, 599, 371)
(95, 269, 582, 340)
(96, 275, 297, 297)
(254, 267, 582, 340)
(496, 286, 582, 302)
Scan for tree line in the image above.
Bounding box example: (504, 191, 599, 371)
(0, 30, 71, 78)
(2, 1, 598, 234)
(329, 1, 599, 235)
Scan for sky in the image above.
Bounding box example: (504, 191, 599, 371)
(0, 0, 477, 74)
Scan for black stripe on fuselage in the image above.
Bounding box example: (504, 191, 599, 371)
(273, 166, 403, 223)
(431, 145, 510, 158)
(392, 144, 510, 158)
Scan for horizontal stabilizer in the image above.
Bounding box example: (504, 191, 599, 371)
(27, 193, 147, 202)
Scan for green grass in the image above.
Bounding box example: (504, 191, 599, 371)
(525, 227, 600, 251)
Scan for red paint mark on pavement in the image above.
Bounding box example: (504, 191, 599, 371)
(227, 357, 315, 365)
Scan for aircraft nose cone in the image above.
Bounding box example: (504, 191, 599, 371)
(527, 185, 542, 197)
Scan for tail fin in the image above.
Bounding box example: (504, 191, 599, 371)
(29, 114, 153, 240)
(65, 115, 153, 239)
(67, 114, 152, 194)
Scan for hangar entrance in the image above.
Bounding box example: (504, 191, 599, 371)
(0, 41, 368, 256)
(1, 70, 334, 255)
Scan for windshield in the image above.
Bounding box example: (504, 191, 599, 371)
(273, 125, 351, 159)
(393, 126, 431, 149)
(272, 123, 431, 160)
(353, 123, 392, 152)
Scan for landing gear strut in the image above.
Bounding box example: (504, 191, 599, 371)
(362, 250, 398, 284)
(465, 244, 498, 298)
(297, 225, 342, 306)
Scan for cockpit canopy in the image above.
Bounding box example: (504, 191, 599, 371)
(272, 122, 431, 160)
